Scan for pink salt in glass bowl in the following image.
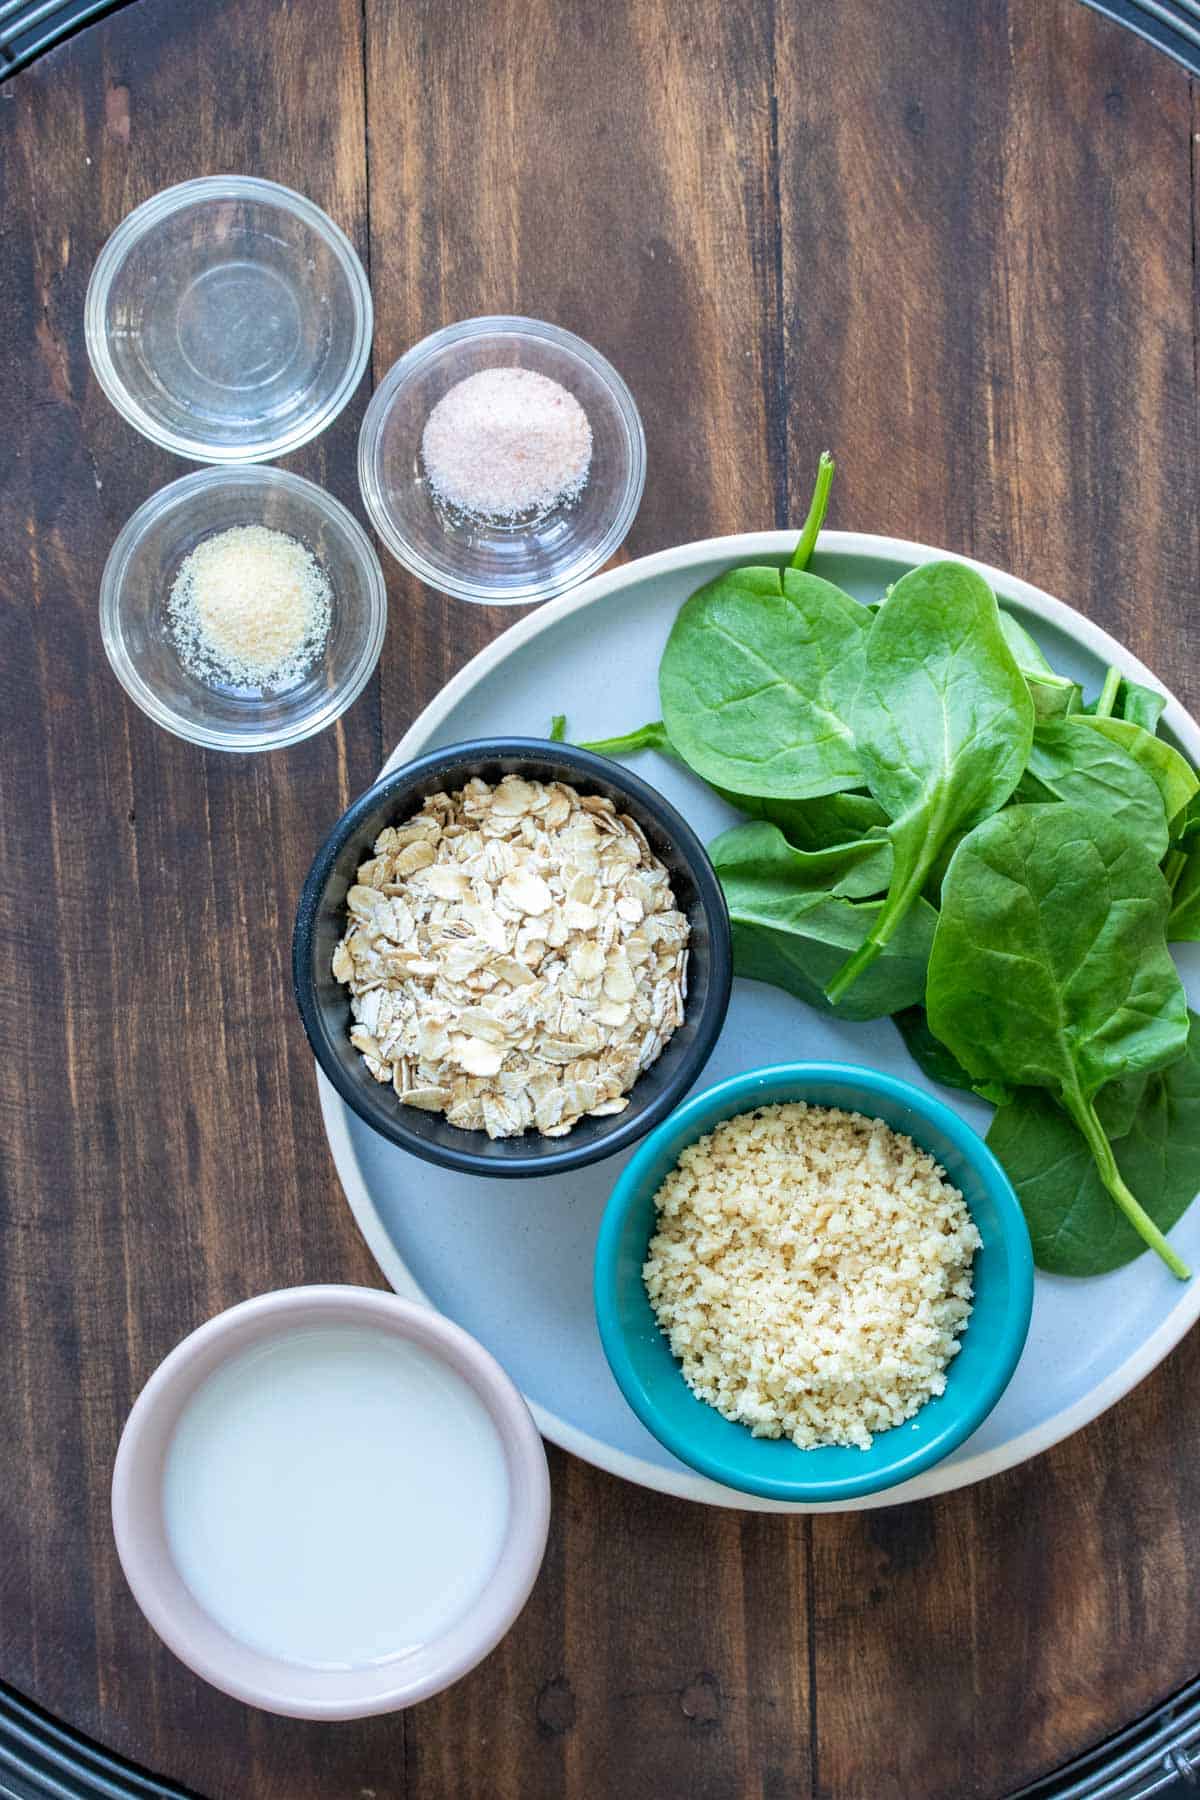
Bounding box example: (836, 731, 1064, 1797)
(111, 1286, 550, 1718)
(358, 315, 645, 605)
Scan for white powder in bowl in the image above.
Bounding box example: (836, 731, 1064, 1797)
(421, 366, 592, 520)
(168, 525, 332, 690)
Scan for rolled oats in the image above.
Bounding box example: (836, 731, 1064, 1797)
(332, 776, 690, 1140)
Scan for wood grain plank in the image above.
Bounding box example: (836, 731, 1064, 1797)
(364, 0, 785, 755)
(0, 1, 396, 1795)
(775, 2, 1200, 1795)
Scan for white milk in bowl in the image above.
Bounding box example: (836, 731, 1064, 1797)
(162, 1325, 511, 1669)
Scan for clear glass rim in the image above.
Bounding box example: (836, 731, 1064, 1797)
(98, 466, 388, 752)
(357, 315, 647, 605)
(84, 176, 374, 466)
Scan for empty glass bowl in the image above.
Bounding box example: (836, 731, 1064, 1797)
(357, 317, 645, 605)
(85, 177, 372, 464)
(100, 467, 387, 752)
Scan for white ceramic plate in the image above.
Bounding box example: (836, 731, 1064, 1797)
(317, 532, 1200, 1513)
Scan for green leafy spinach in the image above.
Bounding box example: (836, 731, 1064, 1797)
(987, 1013, 1200, 1275)
(1015, 717, 1171, 860)
(926, 803, 1191, 1277)
(825, 561, 1034, 1004)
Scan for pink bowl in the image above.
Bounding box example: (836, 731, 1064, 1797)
(111, 1286, 550, 1718)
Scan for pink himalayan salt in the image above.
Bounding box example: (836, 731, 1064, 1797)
(421, 366, 592, 520)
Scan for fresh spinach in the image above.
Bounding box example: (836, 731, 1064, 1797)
(1073, 715, 1199, 825)
(987, 1013, 1200, 1276)
(579, 720, 674, 757)
(999, 609, 1056, 676)
(737, 790, 890, 850)
(999, 611, 1081, 720)
(571, 451, 847, 798)
(790, 450, 835, 571)
(893, 1007, 1012, 1107)
(1093, 665, 1122, 718)
(712, 817, 932, 1020)
(1119, 681, 1168, 734)
(926, 803, 1191, 1277)
(549, 714, 566, 742)
(723, 894, 937, 1023)
(1172, 794, 1200, 848)
(709, 819, 891, 904)
(658, 565, 869, 801)
(1168, 847, 1200, 941)
(1025, 673, 1083, 722)
(825, 561, 1034, 1004)
(1015, 718, 1171, 860)
(1083, 675, 1168, 734)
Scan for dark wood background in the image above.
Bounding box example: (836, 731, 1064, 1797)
(1, 1, 1198, 1795)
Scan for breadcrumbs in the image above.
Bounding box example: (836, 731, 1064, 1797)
(643, 1103, 981, 1450)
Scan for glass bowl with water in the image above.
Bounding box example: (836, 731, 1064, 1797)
(85, 176, 372, 464)
(357, 316, 646, 605)
(99, 467, 387, 752)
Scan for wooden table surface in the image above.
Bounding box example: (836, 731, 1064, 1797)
(2, 1, 1199, 1795)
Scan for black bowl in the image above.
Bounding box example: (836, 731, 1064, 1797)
(292, 738, 733, 1178)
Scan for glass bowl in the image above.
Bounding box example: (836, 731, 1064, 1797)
(100, 467, 387, 752)
(357, 317, 645, 605)
(85, 176, 372, 464)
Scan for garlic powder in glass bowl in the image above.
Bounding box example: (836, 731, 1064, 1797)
(100, 467, 386, 752)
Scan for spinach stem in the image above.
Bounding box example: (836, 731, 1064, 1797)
(549, 714, 567, 742)
(1164, 847, 1186, 893)
(825, 932, 882, 1003)
(790, 451, 836, 571)
(1071, 1092, 1190, 1278)
(579, 721, 674, 758)
(1095, 665, 1122, 719)
(824, 843, 929, 1005)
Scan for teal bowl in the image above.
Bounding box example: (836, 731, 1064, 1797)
(594, 1063, 1034, 1504)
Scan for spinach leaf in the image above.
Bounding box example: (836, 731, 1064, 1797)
(1119, 681, 1167, 734)
(549, 714, 566, 742)
(737, 790, 890, 849)
(1072, 715, 1199, 825)
(825, 561, 1034, 1004)
(987, 1014, 1200, 1275)
(725, 893, 937, 1023)
(998, 609, 1080, 719)
(658, 565, 870, 801)
(1170, 793, 1200, 849)
(998, 608, 1056, 676)
(1168, 847, 1200, 941)
(710, 819, 891, 904)
(1015, 717, 1171, 860)
(893, 1007, 1012, 1106)
(1082, 675, 1168, 734)
(568, 719, 892, 865)
(1026, 673, 1083, 722)
(926, 802, 1191, 1277)
(713, 820, 932, 1019)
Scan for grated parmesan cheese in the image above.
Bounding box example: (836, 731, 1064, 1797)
(168, 525, 332, 690)
(421, 366, 592, 520)
(643, 1103, 981, 1451)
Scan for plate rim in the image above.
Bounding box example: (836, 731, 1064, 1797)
(317, 528, 1200, 1513)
